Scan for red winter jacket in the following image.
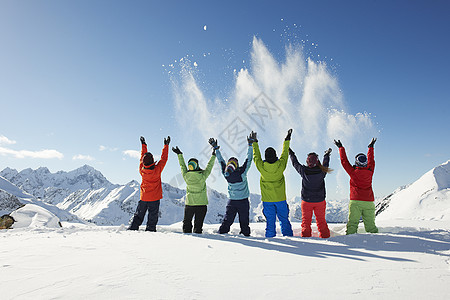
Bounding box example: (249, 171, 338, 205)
(339, 146, 375, 201)
(139, 143, 169, 201)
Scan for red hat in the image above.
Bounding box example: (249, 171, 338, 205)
(306, 152, 319, 168)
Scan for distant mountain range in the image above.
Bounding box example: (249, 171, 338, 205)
(2, 160, 448, 226)
(0, 165, 266, 226)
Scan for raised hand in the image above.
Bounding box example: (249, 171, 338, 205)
(324, 148, 332, 156)
(334, 139, 343, 148)
(172, 146, 182, 155)
(247, 131, 257, 144)
(164, 136, 171, 145)
(288, 148, 295, 156)
(208, 138, 219, 150)
(285, 129, 293, 141)
(368, 137, 377, 148)
(249, 131, 258, 143)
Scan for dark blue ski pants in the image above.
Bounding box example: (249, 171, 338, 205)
(128, 200, 160, 231)
(219, 198, 251, 236)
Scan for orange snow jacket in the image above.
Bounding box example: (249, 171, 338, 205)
(139, 143, 169, 201)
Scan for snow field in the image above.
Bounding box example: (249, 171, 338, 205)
(1, 221, 449, 300)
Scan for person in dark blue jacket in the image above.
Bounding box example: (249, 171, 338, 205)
(289, 147, 332, 238)
(209, 133, 254, 236)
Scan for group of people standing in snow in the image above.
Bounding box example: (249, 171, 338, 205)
(128, 129, 378, 238)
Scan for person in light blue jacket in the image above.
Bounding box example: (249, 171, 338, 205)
(208, 132, 255, 236)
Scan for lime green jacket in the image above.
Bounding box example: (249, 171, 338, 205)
(177, 154, 216, 206)
(253, 140, 290, 202)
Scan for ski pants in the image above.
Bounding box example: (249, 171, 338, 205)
(346, 200, 378, 235)
(183, 205, 207, 234)
(262, 200, 293, 238)
(128, 200, 160, 231)
(301, 200, 330, 238)
(219, 198, 251, 236)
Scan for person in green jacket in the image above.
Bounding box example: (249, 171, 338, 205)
(253, 129, 294, 237)
(172, 143, 216, 234)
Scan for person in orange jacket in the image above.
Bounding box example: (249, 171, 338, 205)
(128, 135, 170, 231)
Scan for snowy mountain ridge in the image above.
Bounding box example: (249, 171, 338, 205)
(376, 160, 450, 221)
(2, 160, 449, 226)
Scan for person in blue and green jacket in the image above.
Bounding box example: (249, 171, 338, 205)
(172, 143, 216, 234)
(253, 129, 294, 238)
(208, 132, 255, 237)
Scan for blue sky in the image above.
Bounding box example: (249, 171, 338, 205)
(1, 0, 449, 201)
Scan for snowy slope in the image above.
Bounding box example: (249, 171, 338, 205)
(1, 221, 449, 299)
(376, 160, 450, 221)
(10, 204, 61, 228)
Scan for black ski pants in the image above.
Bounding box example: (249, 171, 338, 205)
(183, 205, 207, 234)
(128, 200, 160, 231)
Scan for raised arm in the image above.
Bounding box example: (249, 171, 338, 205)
(156, 136, 170, 172)
(203, 154, 216, 179)
(279, 140, 291, 171)
(253, 142, 264, 172)
(367, 138, 375, 170)
(215, 148, 227, 174)
(139, 136, 147, 174)
(323, 148, 331, 168)
(279, 129, 292, 170)
(289, 148, 305, 177)
(242, 144, 253, 175)
(339, 147, 354, 176)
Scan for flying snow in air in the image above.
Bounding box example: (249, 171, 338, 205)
(203, 25, 207, 31)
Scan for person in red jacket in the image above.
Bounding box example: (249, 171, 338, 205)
(334, 138, 378, 235)
(128, 135, 170, 231)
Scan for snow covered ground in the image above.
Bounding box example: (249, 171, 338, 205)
(1, 220, 449, 299)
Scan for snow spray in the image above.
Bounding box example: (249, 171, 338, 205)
(168, 36, 378, 199)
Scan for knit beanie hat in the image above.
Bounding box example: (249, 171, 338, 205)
(265, 147, 278, 164)
(143, 152, 154, 166)
(306, 152, 319, 168)
(225, 157, 239, 175)
(188, 158, 199, 171)
(355, 153, 368, 167)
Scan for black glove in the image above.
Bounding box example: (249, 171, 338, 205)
(208, 138, 220, 150)
(288, 148, 295, 156)
(368, 137, 377, 148)
(324, 148, 332, 156)
(172, 146, 182, 155)
(140, 136, 146, 145)
(334, 139, 343, 148)
(285, 129, 293, 141)
(164, 136, 171, 145)
(248, 131, 258, 144)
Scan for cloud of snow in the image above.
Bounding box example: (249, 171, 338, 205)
(0, 147, 64, 159)
(171, 36, 376, 154)
(72, 154, 95, 161)
(169, 36, 378, 199)
(0, 135, 17, 145)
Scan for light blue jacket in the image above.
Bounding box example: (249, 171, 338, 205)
(216, 145, 252, 200)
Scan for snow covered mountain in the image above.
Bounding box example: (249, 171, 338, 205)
(0, 165, 262, 226)
(376, 160, 450, 221)
(0, 165, 349, 226)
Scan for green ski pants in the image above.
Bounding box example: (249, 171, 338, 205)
(346, 200, 378, 235)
